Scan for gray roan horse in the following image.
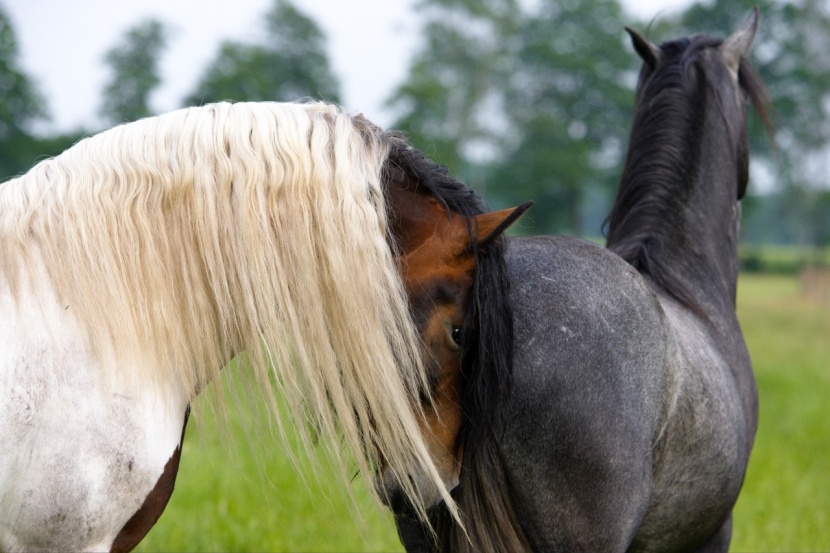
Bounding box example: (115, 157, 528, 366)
(395, 8, 770, 553)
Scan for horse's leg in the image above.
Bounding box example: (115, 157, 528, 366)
(109, 408, 190, 553)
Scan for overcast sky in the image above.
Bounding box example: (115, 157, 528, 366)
(6, 0, 693, 134)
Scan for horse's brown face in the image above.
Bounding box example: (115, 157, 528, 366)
(393, 196, 473, 494)
(382, 175, 524, 509)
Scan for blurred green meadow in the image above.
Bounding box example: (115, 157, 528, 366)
(137, 271, 829, 552)
(135, 372, 406, 553)
(732, 273, 830, 552)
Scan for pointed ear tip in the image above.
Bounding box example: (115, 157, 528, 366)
(503, 200, 534, 227)
(475, 200, 534, 246)
(747, 5, 760, 26)
(489, 200, 533, 217)
(516, 200, 535, 214)
(722, 6, 760, 59)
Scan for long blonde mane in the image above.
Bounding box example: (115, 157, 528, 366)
(0, 101, 454, 521)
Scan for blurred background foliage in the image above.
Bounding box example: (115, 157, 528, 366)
(99, 19, 169, 126)
(1, 0, 829, 255)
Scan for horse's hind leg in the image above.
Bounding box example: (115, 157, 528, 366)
(689, 514, 732, 553)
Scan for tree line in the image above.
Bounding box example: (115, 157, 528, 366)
(1, 0, 828, 247)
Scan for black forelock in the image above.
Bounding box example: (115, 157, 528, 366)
(383, 133, 488, 218)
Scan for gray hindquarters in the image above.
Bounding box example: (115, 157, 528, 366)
(396, 235, 756, 553)
(499, 236, 668, 552)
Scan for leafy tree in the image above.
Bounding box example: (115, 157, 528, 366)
(388, 0, 637, 235)
(0, 3, 49, 180)
(386, 0, 520, 173)
(184, 0, 340, 105)
(99, 19, 169, 125)
(493, 0, 635, 235)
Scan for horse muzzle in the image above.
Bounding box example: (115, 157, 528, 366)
(374, 464, 459, 518)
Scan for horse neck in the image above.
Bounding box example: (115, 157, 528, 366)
(678, 117, 743, 312)
(608, 67, 746, 322)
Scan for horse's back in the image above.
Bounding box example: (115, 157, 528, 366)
(501, 235, 669, 552)
(0, 255, 188, 552)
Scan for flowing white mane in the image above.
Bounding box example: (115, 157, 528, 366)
(0, 101, 451, 519)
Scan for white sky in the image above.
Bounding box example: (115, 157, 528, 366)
(5, 0, 693, 134)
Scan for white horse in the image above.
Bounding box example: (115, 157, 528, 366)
(0, 101, 522, 551)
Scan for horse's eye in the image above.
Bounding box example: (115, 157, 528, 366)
(451, 326, 463, 346)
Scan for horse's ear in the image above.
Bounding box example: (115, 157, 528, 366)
(626, 27, 661, 69)
(475, 201, 534, 250)
(721, 6, 759, 72)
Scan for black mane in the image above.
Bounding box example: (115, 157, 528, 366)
(605, 35, 769, 313)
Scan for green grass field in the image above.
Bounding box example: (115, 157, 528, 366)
(135, 378, 405, 552)
(732, 274, 830, 552)
(137, 273, 829, 552)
